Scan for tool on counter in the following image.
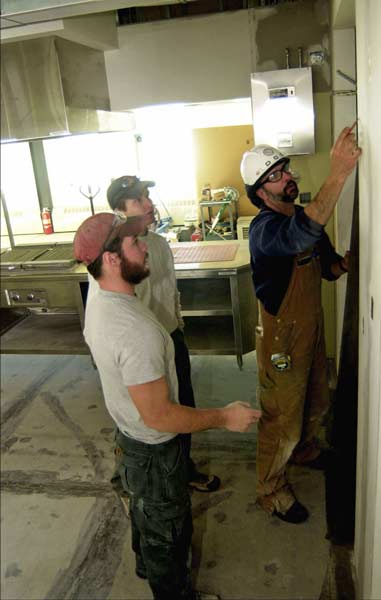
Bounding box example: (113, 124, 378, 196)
(79, 184, 100, 215)
(153, 197, 173, 234)
(200, 186, 239, 240)
(208, 205, 228, 240)
(191, 229, 202, 242)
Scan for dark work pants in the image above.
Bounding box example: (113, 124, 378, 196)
(170, 328, 197, 480)
(115, 431, 194, 600)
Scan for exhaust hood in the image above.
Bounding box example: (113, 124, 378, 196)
(0, 37, 135, 142)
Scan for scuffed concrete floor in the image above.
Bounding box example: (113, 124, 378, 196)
(1, 352, 329, 600)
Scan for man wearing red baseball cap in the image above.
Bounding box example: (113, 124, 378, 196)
(87, 176, 221, 494)
(74, 212, 261, 600)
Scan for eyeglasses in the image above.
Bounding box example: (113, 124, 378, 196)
(261, 162, 292, 185)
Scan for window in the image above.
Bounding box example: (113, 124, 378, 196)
(43, 132, 138, 231)
(134, 105, 198, 225)
(0, 142, 42, 244)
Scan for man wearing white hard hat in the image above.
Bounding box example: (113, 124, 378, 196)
(240, 126, 361, 524)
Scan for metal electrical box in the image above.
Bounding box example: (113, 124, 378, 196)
(251, 67, 315, 155)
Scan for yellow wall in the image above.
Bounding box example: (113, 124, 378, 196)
(192, 92, 337, 357)
(192, 123, 256, 217)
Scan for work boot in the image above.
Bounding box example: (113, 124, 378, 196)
(273, 500, 309, 524)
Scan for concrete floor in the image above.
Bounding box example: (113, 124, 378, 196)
(1, 351, 329, 600)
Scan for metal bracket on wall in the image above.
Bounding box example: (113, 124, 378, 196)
(332, 90, 357, 96)
(336, 70, 357, 87)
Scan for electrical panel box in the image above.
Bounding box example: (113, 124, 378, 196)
(251, 67, 315, 155)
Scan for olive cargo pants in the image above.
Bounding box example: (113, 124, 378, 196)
(116, 432, 194, 599)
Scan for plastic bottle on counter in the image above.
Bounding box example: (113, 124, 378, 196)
(41, 207, 54, 234)
(191, 228, 202, 242)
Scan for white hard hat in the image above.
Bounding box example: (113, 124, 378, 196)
(240, 145, 288, 187)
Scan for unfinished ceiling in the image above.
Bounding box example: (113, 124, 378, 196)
(117, 0, 301, 25)
(0, 0, 301, 30)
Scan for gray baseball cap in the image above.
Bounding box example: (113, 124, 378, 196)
(107, 176, 155, 210)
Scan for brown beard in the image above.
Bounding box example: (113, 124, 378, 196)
(120, 254, 150, 285)
(282, 180, 299, 203)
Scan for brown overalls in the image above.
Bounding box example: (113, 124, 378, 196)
(255, 249, 330, 514)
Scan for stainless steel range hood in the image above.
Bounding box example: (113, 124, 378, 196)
(1, 36, 135, 142)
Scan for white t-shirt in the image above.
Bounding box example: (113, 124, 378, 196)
(84, 289, 178, 444)
(87, 231, 183, 334)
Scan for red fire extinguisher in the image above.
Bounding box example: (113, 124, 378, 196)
(41, 207, 54, 234)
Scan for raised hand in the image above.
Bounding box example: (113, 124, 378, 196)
(330, 123, 362, 180)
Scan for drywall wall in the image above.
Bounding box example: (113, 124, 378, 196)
(331, 0, 355, 28)
(105, 0, 330, 110)
(105, 11, 252, 109)
(331, 28, 357, 364)
(354, 0, 381, 598)
(254, 0, 330, 92)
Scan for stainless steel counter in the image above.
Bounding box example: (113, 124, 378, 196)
(0, 243, 88, 354)
(1, 241, 257, 366)
(71, 239, 251, 275)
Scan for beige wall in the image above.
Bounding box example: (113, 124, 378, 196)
(105, 11, 253, 110)
(330, 28, 357, 364)
(354, 1, 381, 598)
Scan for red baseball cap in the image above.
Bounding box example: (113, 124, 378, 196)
(73, 212, 146, 266)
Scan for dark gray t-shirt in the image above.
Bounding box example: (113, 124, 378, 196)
(84, 289, 178, 444)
